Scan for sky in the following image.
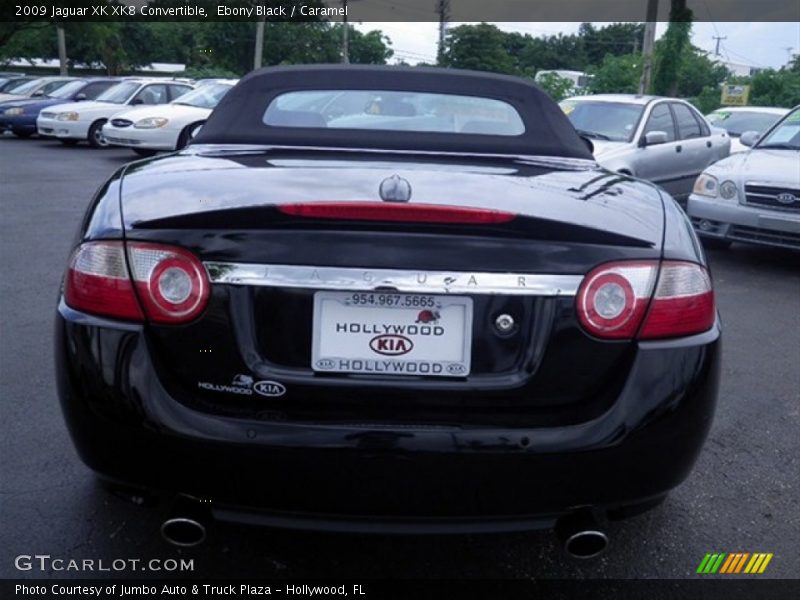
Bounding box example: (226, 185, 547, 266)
(354, 22, 800, 69)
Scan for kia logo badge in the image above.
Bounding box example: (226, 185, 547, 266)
(369, 334, 414, 356)
(253, 380, 287, 397)
(776, 192, 797, 205)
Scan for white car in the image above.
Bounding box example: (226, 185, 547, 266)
(687, 105, 800, 250)
(102, 80, 237, 156)
(36, 79, 193, 148)
(706, 106, 789, 153)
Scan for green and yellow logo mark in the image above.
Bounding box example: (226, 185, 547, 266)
(696, 552, 773, 574)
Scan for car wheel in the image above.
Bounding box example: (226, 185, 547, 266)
(60, 139, 79, 146)
(133, 148, 157, 157)
(177, 121, 204, 150)
(12, 130, 33, 139)
(701, 237, 732, 250)
(87, 120, 109, 149)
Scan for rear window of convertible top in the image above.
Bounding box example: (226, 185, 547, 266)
(262, 90, 526, 136)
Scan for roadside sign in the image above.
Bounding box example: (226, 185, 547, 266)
(721, 84, 750, 106)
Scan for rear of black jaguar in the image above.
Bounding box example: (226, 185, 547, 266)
(55, 66, 720, 548)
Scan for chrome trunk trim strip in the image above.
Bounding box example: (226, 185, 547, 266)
(204, 263, 582, 296)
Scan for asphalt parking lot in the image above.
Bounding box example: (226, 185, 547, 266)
(1, 135, 798, 581)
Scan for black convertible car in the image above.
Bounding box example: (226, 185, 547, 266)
(55, 66, 720, 557)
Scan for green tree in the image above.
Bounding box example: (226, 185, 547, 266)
(675, 45, 728, 97)
(651, 1, 693, 96)
(588, 53, 642, 94)
(746, 69, 800, 107)
(579, 22, 644, 66)
(535, 72, 575, 102)
(440, 23, 519, 75)
(336, 26, 394, 65)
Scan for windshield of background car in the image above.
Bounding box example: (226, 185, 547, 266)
(263, 90, 526, 135)
(47, 80, 85, 99)
(560, 100, 643, 142)
(757, 109, 800, 149)
(0, 78, 31, 93)
(6, 78, 48, 96)
(40, 80, 72, 95)
(173, 83, 233, 109)
(95, 81, 140, 104)
(707, 110, 785, 136)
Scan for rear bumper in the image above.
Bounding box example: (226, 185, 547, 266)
(55, 301, 721, 531)
(688, 193, 800, 249)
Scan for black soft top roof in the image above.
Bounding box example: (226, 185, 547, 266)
(193, 64, 593, 160)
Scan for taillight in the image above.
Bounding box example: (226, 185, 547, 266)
(65, 242, 144, 321)
(639, 261, 715, 339)
(277, 202, 516, 224)
(576, 260, 715, 340)
(127, 242, 209, 324)
(576, 262, 657, 339)
(64, 241, 209, 324)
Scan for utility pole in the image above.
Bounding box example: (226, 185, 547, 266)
(253, 16, 265, 70)
(712, 35, 726, 56)
(638, 0, 658, 95)
(341, 0, 349, 63)
(437, 0, 451, 64)
(56, 24, 68, 76)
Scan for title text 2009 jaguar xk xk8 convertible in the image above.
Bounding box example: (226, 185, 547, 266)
(55, 66, 720, 557)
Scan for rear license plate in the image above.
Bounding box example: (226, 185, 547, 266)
(312, 291, 472, 377)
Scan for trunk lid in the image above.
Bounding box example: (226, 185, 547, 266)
(120, 149, 664, 427)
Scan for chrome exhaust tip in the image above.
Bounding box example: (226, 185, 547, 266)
(161, 497, 209, 547)
(161, 517, 207, 547)
(555, 510, 609, 559)
(563, 529, 609, 559)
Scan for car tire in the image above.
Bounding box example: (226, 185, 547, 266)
(12, 130, 33, 139)
(177, 121, 204, 150)
(60, 139, 79, 146)
(133, 148, 157, 157)
(701, 237, 732, 250)
(87, 120, 109, 149)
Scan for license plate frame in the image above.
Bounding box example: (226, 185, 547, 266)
(311, 291, 473, 378)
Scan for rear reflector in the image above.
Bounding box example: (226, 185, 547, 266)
(278, 202, 516, 224)
(64, 241, 209, 324)
(576, 260, 715, 340)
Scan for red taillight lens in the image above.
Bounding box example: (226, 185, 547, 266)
(576, 262, 658, 339)
(127, 242, 210, 324)
(64, 241, 209, 324)
(576, 260, 715, 340)
(64, 242, 144, 321)
(278, 202, 516, 224)
(639, 261, 715, 339)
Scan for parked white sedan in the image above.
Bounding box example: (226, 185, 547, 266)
(102, 80, 237, 156)
(706, 106, 789, 153)
(36, 79, 193, 147)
